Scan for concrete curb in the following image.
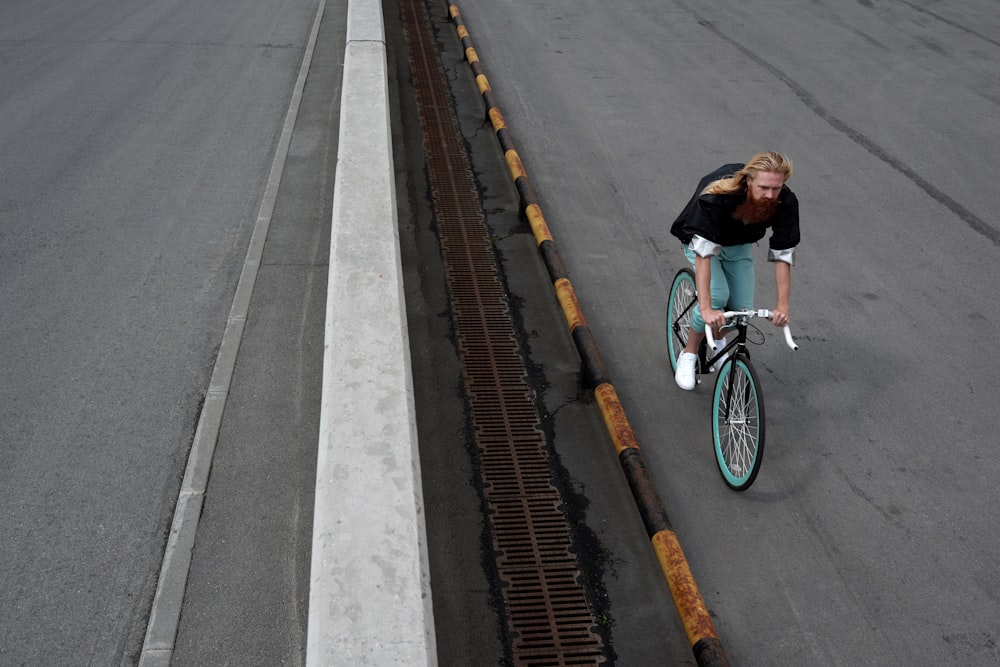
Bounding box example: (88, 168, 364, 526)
(306, 1, 437, 665)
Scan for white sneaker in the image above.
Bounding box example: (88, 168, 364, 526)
(675, 352, 697, 390)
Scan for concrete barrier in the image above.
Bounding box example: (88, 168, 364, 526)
(307, 1, 437, 664)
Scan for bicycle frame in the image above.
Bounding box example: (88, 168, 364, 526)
(673, 300, 754, 377)
(701, 319, 750, 375)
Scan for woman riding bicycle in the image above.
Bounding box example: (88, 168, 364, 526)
(670, 151, 800, 390)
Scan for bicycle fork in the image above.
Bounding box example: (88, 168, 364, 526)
(720, 357, 749, 425)
(718, 335, 749, 423)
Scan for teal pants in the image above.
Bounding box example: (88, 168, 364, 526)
(684, 243, 755, 333)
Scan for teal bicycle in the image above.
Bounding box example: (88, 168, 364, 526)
(667, 268, 797, 491)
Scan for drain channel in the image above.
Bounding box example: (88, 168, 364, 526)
(399, 0, 607, 664)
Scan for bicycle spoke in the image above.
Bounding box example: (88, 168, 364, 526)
(722, 371, 758, 473)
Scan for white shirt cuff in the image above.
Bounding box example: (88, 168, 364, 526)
(690, 235, 722, 258)
(767, 247, 795, 265)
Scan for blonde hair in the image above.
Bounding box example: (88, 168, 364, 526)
(703, 151, 793, 195)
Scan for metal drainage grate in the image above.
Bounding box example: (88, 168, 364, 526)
(399, 0, 607, 664)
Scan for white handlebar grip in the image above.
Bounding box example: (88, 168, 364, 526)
(705, 326, 718, 351)
(783, 325, 798, 351)
(760, 309, 798, 350)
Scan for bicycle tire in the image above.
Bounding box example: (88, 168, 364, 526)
(667, 268, 697, 373)
(711, 354, 765, 491)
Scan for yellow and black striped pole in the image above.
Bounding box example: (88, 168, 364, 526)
(449, 5, 729, 665)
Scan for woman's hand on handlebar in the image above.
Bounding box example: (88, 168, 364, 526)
(701, 307, 727, 333)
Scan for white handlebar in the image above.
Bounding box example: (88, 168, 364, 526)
(706, 309, 798, 351)
(705, 326, 719, 351)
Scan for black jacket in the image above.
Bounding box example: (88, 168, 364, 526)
(670, 163, 800, 251)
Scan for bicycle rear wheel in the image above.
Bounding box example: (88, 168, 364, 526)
(711, 355, 765, 491)
(667, 268, 696, 372)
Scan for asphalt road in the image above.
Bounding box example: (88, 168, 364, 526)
(433, 0, 1000, 664)
(5, 0, 999, 665)
(0, 1, 322, 663)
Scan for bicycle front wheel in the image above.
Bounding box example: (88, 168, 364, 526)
(711, 355, 765, 491)
(667, 268, 696, 372)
